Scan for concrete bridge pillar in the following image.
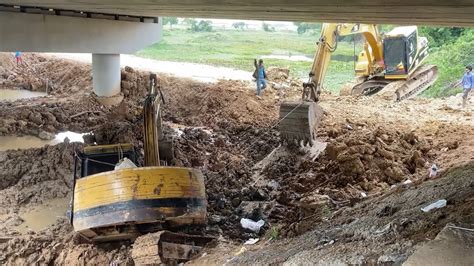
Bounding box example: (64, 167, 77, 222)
(92, 54, 122, 104)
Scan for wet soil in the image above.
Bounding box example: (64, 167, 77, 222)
(0, 53, 472, 265)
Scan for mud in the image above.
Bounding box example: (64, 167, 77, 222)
(0, 53, 473, 265)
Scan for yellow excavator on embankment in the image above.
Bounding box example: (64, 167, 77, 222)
(279, 23, 438, 144)
(69, 74, 213, 263)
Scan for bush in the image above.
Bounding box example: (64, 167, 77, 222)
(262, 22, 275, 32)
(419, 27, 466, 48)
(423, 31, 474, 97)
(294, 22, 321, 35)
(163, 17, 178, 29)
(232, 22, 247, 30)
(190, 20, 213, 32)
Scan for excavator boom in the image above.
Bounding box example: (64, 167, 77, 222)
(279, 23, 438, 144)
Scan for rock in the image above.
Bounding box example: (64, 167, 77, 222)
(384, 165, 405, 182)
(38, 131, 55, 140)
(377, 147, 394, 160)
(252, 188, 269, 201)
(124, 66, 135, 73)
(28, 112, 43, 125)
(298, 194, 332, 210)
(17, 120, 28, 128)
(231, 197, 242, 207)
(42, 112, 56, 124)
(410, 150, 426, 168)
(5, 215, 24, 226)
(237, 201, 275, 220)
(209, 214, 225, 224)
(338, 154, 365, 175)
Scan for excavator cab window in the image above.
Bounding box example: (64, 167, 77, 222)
(73, 144, 138, 179)
(383, 37, 408, 76)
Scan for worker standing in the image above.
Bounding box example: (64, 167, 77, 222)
(14, 51, 22, 66)
(461, 65, 473, 108)
(253, 59, 267, 97)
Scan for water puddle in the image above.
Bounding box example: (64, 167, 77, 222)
(14, 197, 69, 233)
(0, 89, 47, 101)
(0, 131, 85, 151)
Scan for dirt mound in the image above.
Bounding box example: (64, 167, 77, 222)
(160, 77, 278, 128)
(266, 67, 290, 83)
(0, 143, 79, 215)
(1, 53, 472, 264)
(0, 53, 92, 95)
(0, 97, 117, 137)
(228, 164, 474, 265)
(0, 219, 132, 265)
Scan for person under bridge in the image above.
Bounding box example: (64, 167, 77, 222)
(461, 65, 473, 108)
(253, 59, 267, 97)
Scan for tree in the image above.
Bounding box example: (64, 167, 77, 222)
(163, 17, 178, 29)
(419, 26, 466, 48)
(293, 22, 321, 35)
(262, 22, 275, 32)
(189, 20, 213, 32)
(183, 18, 197, 26)
(232, 22, 247, 31)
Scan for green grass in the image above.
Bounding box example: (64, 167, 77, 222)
(423, 31, 474, 97)
(137, 29, 356, 93)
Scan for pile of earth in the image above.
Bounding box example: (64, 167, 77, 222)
(0, 143, 79, 223)
(159, 76, 279, 128)
(0, 219, 133, 265)
(246, 119, 435, 237)
(0, 53, 91, 95)
(227, 163, 474, 265)
(0, 97, 113, 138)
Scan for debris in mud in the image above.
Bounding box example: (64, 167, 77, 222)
(132, 231, 215, 265)
(1, 53, 473, 265)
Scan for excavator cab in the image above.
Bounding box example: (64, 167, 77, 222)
(383, 26, 429, 78)
(74, 143, 137, 178)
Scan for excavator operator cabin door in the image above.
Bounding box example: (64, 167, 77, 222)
(405, 31, 418, 73)
(383, 37, 408, 77)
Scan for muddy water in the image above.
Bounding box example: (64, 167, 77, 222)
(0, 131, 84, 151)
(14, 197, 69, 233)
(0, 89, 47, 101)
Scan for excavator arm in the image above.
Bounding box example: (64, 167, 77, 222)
(280, 23, 383, 144)
(304, 23, 383, 102)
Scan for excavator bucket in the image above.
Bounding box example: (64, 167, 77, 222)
(279, 101, 323, 145)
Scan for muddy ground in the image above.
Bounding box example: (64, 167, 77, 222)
(0, 53, 473, 265)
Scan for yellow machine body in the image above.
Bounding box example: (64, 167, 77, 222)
(72, 166, 206, 241)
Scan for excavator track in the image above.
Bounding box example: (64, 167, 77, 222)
(379, 65, 438, 101)
(350, 65, 438, 101)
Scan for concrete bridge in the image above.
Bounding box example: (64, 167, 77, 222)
(0, 0, 473, 103)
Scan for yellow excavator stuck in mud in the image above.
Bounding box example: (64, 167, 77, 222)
(69, 74, 213, 262)
(280, 23, 438, 144)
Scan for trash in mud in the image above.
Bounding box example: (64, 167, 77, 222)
(429, 164, 439, 178)
(421, 199, 447, 212)
(114, 157, 137, 170)
(244, 238, 260, 245)
(240, 218, 265, 233)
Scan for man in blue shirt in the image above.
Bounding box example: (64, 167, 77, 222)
(461, 65, 473, 108)
(14, 51, 22, 65)
(253, 59, 267, 97)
